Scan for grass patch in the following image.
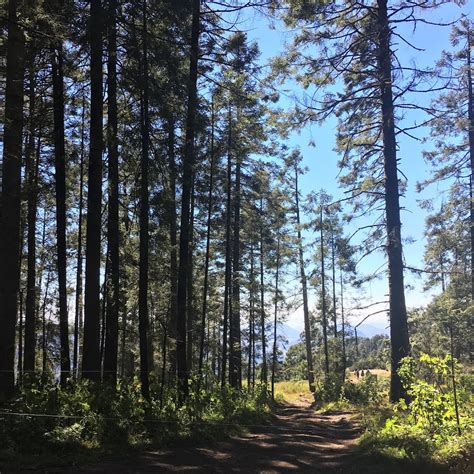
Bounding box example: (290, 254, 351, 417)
(273, 380, 313, 403)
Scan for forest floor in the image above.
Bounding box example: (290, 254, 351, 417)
(40, 396, 447, 474)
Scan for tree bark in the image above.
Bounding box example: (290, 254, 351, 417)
(104, 0, 120, 384)
(198, 101, 216, 383)
(331, 231, 337, 339)
(271, 235, 280, 399)
(0, 0, 26, 398)
(73, 96, 86, 378)
(377, 0, 410, 402)
(230, 124, 242, 389)
(466, 28, 474, 301)
(320, 208, 330, 376)
(294, 165, 315, 391)
(17, 291, 24, 384)
(340, 269, 346, 384)
(138, 0, 151, 399)
(83, 0, 104, 382)
(167, 121, 178, 380)
(247, 243, 255, 391)
(186, 180, 196, 372)
(24, 55, 38, 375)
(259, 197, 267, 386)
(52, 33, 71, 385)
(176, 0, 200, 402)
(221, 107, 232, 387)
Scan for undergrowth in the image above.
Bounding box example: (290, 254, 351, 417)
(358, 355, 473, 471)
(0, 377, 271, 469)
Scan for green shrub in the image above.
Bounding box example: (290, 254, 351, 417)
(361, 353, 473, 466)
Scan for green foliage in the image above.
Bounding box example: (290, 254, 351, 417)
(360, 354, 473, 466)
(0, 379, 271, 468)
(313, 372, 384, 407)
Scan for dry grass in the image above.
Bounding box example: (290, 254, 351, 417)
(274, 380, 313, 404)
(348, 369, 390, 383)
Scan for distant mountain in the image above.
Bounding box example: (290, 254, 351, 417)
(356, 322, 389, 338)
(278, 324, 302, 351)
(274, 321, 389, 354)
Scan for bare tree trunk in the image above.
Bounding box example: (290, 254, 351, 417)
(167, 121, 178, 380)
(320, 207, 330, 376)
(340, 269, 346, 384)
(259, 197, 267, 387)
(176, 0, 200, 402)
(198, 101, 216, 384)
(248, 243, 255, 391)
(186, 181, 196, 373)
(138, 0, 151, 399)
(230, 132, 242, 389)
(52, 31, 71, 385)
(222, 106, 233, 387)
(41, 271, 51, 379)
(331, 231, 337, 339)
(24, 56, 38, 374)
(17, 291, 24, 385)
(103, 0, 119, 384)
(271, 235, 280, 400)
(73, 96, 85, 378)
(0, 0, 26, 399)
(83, 0, 104, 382)
(466, 28, 474, 301)
(377, 0, 410, 402)
(294, 165, 315, 391)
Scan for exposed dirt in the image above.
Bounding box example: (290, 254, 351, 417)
(16, 401, 448, 473)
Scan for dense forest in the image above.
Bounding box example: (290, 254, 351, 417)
(0, 0, 473, 472)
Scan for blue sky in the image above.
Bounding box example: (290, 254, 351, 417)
(238, 2, 472, 332)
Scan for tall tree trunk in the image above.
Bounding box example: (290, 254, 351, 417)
(259, 197, 267, 386)
(331, 231, 337, 338)
(247, 243, 255, 391)
(186, 181, 195, 372)
(52, 33, 71, 385)
(466, 28, 474, 301)
(24, 56, 38, 374)
(138, 0, 151, 399)
(37, 208, 47, 378)
(294, 165, 315, 391)
(83, 0, 104, 382)
(377, 0, 410, 402)
(17, 291, 24, 384)
(271, 235, 280, 400)
(99, 258, 108, 371)
(104, 0, 119, 383)
(340, 269, 346, 383)
(0, 0, 26, 399)
(167, 121, 178, 380)
(41, 271, 51, 378)
(320, 207, 329, 376)
(222, 106, 232, 387)
(230, 138, 242, 389)
(73, 96, 86, 378)
(198, 101, 216, 383)
(176, 0, 200, 402)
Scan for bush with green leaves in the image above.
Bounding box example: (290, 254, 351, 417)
(362, 353, 473, 464)
(0, 376, 272, 463)
(314, 371, 384, 407)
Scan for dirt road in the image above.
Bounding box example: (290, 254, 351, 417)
(66, 400, 446, 473)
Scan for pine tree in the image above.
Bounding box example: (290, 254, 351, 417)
(0, 0, 26, 398)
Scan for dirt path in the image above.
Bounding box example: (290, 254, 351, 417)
(72, 402, 366, 473)
(37, 400, 448, 473)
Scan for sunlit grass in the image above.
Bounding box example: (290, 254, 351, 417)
(274, 380, 313, 403)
